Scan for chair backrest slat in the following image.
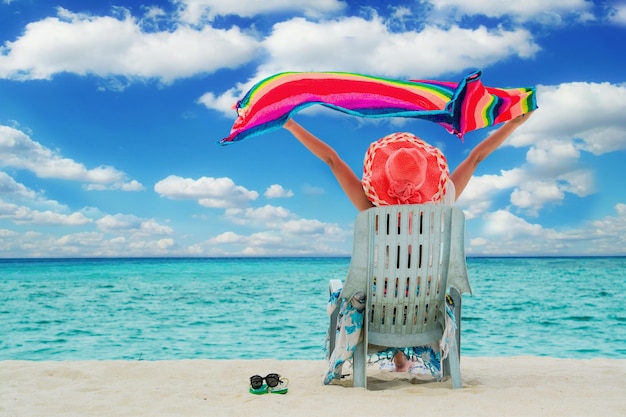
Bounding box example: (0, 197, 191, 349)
(367, 205, 454, 347)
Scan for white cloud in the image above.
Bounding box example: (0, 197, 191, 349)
(0, 171, 68, 212)
(127, 237, 175, 251)
(211, 231, 244, 244)
(85, 180, 144, 192)
(427, 0, 594, 21)
(202, 227, 344, 256)
(0, 7, 261, 83)
(96, 214, 173, 235)
(46, 231, 172, 257)
(174, 0, 346, 24)
(38, 231, 174, 257)
(0, 200, 92, 225)
(222, 203, 343, 237)
(483, 209, 549, 238)
(280, 218, 343, 235)
(466, 204, 626, 256)
(609, 2, 626, 24)
(224, 204, 293, 226)
(509, 180, 564, 216)
(588, 203, 626, 254)
(556, 170, 595, 197)
(0, 125, 141, 190)
(456, 168, 525, 218)
(264, 184, 294, 198)
(0, 171, 37, 199)
(261, 17, 539, 78)
(154, 175, 259, 208)
(247, 231, 284, 246)
(459, 164, 596, 218)
(509, 82, 626, 155)
(204, 230, 284, 255)
(0, 228, 18, 237)
(202, 203, 349, 256)
(56, 232, 104, 247)
(525, 139, 580, 167)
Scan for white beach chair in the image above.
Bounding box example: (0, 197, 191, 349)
(328, 204, 471, 389)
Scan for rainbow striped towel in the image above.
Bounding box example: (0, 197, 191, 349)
(220, 70, 537, 144)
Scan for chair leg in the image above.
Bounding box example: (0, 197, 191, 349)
(329, 308, 339, 354)
(443, 355, 451, 378)
(450, 288, 462, 360)
(448, 333, 462, 389)
(327, 279, 343, 356)
(353, 341, 367, 388)
(443, 288, 462, 378)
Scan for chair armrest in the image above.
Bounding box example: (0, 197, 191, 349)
(329, 279, 343, 296)
(327, 279, 344, 356)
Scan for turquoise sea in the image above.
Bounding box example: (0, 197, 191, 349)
(1, 257, 624, 361)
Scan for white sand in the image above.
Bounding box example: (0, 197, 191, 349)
(1, 357, 625, 417)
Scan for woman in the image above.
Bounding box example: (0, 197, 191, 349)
(284, 113, 533, 378)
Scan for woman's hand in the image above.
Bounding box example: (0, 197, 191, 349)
(450, 109, 535, 200)
(283, 118, 296, 130)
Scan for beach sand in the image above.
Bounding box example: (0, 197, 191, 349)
(1, 357, 625, 417)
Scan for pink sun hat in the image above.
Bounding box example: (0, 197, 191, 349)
(362, 132, 449, 206)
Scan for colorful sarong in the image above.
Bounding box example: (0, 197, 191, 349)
(221, 70, 537, 144)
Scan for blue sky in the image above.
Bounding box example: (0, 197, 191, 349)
(1, 0, 625, 258)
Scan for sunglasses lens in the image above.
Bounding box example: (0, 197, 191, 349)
(250, 375, 264, 389)
(265, 373, 280, 388)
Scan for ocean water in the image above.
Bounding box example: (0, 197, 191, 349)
(0, 257, 624, 361)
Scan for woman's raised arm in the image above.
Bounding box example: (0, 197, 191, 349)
(284, 119, 373, 211)
(450, 112, 533, 200)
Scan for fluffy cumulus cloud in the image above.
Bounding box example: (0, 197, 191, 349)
(191, 204, 348, 256)
(154, 175, 259, 208)
(96, 214, 173, 235)
(223, 204, 293, 226)
(199, 229, 346, 256)
(264, 184, 294, 198)
(0, 169, 110, 230)
(427, 0, 594, 21)
(467, 203, 626, 256)
(173, 0, 346, 24)
(263, 17, 538, 75)
(0, 200, 92, 225)
(0, 7, 261, 83)
(468, 210, 565, 255)
(456, 169, 525, 218)
(513, 82, 626, 155)
(13, 231, 175, 257)
(0, 125, 142, 190)
(610, 2, 626, 24)
(0, 171, 37, 200)
(588, 203, 626, 253)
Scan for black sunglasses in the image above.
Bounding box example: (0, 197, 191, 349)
(250, 373, 281, 390)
